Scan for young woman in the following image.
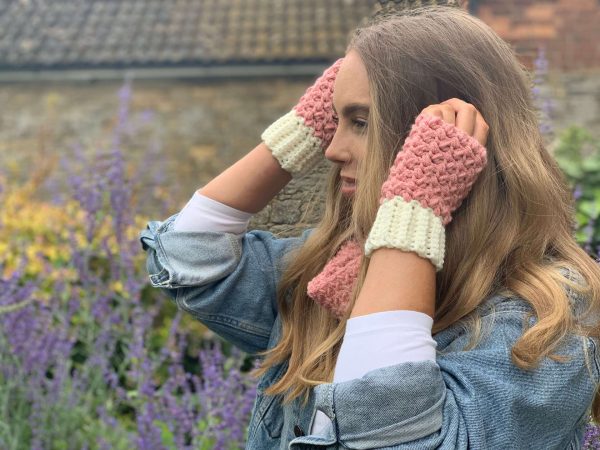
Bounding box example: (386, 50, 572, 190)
(140, 5, 600, 449)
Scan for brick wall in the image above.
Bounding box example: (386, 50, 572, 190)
(475, 0, 600, 71)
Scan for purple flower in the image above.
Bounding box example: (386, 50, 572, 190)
(532, 45, 556, 139)
(1, 78, 259, 449)
(584, 421, 600, 449)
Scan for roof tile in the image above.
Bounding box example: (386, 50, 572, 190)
(0, 0, 463, 69)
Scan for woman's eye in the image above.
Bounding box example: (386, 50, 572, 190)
(353, 119, 367, 132)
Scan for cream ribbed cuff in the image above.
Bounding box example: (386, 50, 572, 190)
(261, 110, 324, 178)
(365, 196, 446, 272)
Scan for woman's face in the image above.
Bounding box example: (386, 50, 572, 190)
(326, 49, 370, 198)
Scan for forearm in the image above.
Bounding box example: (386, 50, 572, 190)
(198, 142, 292, 214)
(350, 111, 487, 320)
(199, 60, 342, 214)
(350, 248, 436, 319)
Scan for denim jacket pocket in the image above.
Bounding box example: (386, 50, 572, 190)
(255, 361, 288, 439)
(260, 392, 285, 439)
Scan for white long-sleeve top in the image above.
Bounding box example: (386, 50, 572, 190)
(173, 191, 437, 435)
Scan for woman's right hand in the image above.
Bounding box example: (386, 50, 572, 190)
(261, 58, 344, 178)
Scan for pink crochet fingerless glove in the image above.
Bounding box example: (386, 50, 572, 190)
(307, 113, 487, 318)
(261, 58, 343, 178)
(307, 239, 362, 319)
(365, 113, 488, 270)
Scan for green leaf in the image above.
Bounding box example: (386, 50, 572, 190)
(197, 419, 208, 432)
(556, 158, 583, 179)
(554, 125, 594, 162)
(126, 389, 138, 399)
(155, 420, 176, 449)
(579, 200, 599, 219)
(575, 229, 589, 244)
(575, 211, 589, 227)
(582, 157, 600, 172)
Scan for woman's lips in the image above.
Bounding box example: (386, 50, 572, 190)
(341, 177, 356, 195)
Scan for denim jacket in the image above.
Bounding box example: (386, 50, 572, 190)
(139, 213, 599, 450)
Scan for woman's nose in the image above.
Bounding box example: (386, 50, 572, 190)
(324, 132, 351, 164)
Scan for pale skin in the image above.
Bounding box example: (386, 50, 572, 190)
(200, 49, 489, 320)
(198, 142, 291, 214)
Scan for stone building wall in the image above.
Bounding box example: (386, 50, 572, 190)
(1, 67, 599, 235)
(2, 0, 599, 236)
(0, 78, 331, 236)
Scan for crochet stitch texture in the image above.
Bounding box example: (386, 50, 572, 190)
(365, 113, 487, 270)
(308, 113, 487, 316)
(261, 58, 343, 177)
(307, 239, 362, 319)
(380, 113, 488, 227)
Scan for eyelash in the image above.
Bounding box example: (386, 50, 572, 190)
(353, 119, 368, 131)
(332, 115, 368, 132)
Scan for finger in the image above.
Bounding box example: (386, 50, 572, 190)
(441, 98, 468, 106)
(425, 104, 455, 125)
(421, 104, 456, 125)
(473, 113, 490, 147)
(441, 104, 456, 126)
(442, 98, 480, 136)
(455, 104, 476, 136)
(422, 106, 444, 120)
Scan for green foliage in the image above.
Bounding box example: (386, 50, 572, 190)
(0, 371, 133, 450)
(155, 420, 177, 449)
(553, 125, 600, 254)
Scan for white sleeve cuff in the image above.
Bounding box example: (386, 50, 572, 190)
(333, 310, 437, 383)
(172, 191, 253, 234)
(310, 310, 437, 437)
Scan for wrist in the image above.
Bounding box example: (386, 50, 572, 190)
(261, 58, 343, 178)
(350, 248, 436, 319)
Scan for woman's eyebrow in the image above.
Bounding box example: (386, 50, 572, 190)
(332, 103, 370, 116)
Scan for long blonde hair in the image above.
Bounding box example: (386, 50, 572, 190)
(251, 5, 600, 421)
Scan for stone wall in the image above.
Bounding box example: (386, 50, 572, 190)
(1, 69, 598, 236)
(0, 77, 331, 236)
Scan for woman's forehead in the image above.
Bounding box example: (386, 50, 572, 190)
(333, 50, 371, 110)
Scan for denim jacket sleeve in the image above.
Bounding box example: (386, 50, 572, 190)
(291, 297, 600, 449)
(139, 212, 311, 355)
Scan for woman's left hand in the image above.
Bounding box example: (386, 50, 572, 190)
(420, 98, 489, 147)
(364, 97, 489, 272)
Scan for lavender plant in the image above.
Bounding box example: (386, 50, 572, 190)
(555, 128, 600, 259)
(532, 46, 556, 141)
(0, 79, 257, 449)
(1, 58, 598, 449)
(585, 421, 600, 450)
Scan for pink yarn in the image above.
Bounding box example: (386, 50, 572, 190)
(380, 113, 488, 226)
(307, 114, 488, 317)
(307, 239, 362, 319)
(293, 58, 344, 148)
